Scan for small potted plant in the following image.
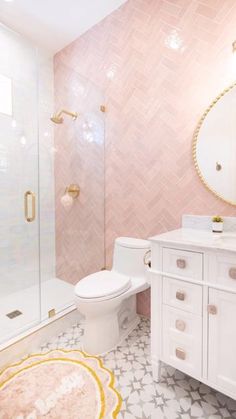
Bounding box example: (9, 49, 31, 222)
(212, 216, 223, 233)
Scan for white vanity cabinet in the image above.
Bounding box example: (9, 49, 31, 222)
(150, 228, 236, 401)
(208, 289, 236, 395)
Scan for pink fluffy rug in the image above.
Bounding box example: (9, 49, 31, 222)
(0, 349, 122, 418)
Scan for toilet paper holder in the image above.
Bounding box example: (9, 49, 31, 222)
(143, 250, 151, 268)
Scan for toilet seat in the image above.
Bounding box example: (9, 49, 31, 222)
(75, 270, 131, 301)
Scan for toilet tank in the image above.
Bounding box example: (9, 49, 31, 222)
(112, 237, 150, 279)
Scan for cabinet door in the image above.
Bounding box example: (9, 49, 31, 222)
(208, 289, 236, 397)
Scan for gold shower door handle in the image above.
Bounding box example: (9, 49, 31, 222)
(24, 191, 36, 222)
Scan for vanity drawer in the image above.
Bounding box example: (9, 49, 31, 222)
(163, 305, 202, 340)
(162, 247, 203, 280)
(210, 254, 236, 290)
(162, 327, 202, 379)
(163, 277, 203, 315)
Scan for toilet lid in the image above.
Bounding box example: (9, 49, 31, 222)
(75, 271, 131, 300)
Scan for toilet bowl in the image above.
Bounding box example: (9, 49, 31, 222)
(75, 237, 150, 355)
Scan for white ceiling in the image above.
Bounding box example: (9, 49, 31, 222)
(0, 0, 127, 54)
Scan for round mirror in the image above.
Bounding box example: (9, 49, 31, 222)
(193, 82, 236, 205)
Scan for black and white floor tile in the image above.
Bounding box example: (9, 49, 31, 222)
(40, 317, 236, 418)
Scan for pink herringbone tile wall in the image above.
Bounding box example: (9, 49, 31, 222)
(54, 63, 105, 285)
(55, 0, 236, 317)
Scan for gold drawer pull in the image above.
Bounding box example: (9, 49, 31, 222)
(208, 304, 217, 315)
(176, 259, 186, 269)
(176, 290, 185, 301)
(175, 319, 186, 332)
(24, 191, 36, 222)
(229, 268, 236, 280)
(175, 348, 186, 360)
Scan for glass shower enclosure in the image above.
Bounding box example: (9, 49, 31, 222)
(0, 24, 105, 345)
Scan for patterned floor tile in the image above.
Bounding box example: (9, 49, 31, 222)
(40, 317, 236, 418)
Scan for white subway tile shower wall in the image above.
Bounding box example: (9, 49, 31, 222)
(0, 27, 55, 298)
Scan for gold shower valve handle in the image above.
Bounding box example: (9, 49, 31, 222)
(24, 191, 36, 222)
(66, 184, 80, 199)
(100, 105, 106, 113)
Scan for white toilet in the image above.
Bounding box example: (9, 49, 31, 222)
(75, 237, 150, 355)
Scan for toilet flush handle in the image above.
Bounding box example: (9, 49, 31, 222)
(143, 250, 151, 268)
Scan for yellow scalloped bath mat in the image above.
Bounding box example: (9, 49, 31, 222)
(0, 349, 122, 418)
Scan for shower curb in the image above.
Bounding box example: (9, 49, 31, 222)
(0, 307, 81, 370)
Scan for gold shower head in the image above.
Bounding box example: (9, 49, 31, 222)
(50, 114, 64, 124)
(50, 109, 78, 124)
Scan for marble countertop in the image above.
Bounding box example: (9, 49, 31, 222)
(149, 228, 236, 252)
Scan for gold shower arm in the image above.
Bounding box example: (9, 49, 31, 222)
(58, 109, 78, 120)
(51, 108, 78, 124)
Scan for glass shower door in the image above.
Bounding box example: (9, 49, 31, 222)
(0, 25, 40, 344)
